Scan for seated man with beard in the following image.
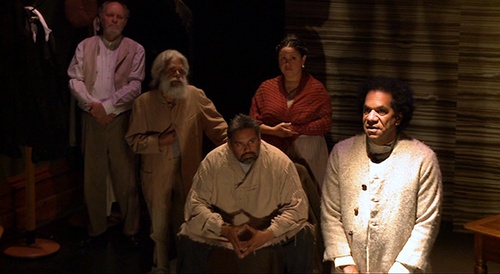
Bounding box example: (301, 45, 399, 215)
(177, 114, 314, 274)
(126, 49, 228, 274)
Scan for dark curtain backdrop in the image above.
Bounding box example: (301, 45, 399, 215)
(1, 0, 71, 163)
(127, 0, 285, 121)
(177, 0, 285, 120)
(0, 0, 285, 166)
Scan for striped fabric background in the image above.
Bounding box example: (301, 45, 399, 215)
(285, 0, 500, 230)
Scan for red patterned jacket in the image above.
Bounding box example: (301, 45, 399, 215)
(249, 73, 332, 153)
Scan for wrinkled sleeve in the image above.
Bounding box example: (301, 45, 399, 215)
(183, 160, 227, 241)
(67, 42, 98, 111)
(198, 89, 228, 146)
(395, 151, 442, 270)
(267, 160, 309, 238)
(321, 147, 352, 262)
(125, 98, 162, 154)
(101, 44, 145, 115)
(249, 85, 264, 125)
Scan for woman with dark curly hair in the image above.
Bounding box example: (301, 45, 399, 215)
(249, 33, 332, 186)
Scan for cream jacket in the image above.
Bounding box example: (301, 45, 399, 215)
(179, 140, 310, 249)
(321, 133, 442, 273)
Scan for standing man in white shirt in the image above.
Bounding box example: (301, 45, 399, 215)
(67, 1, 145, 247)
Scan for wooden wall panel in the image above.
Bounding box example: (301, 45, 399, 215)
(286, 0, 500, 228)
(455, 2, 500, 228)
(0, 159, 83, 232)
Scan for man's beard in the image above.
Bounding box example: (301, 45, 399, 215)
(160, 76, 188, 99)
(103, 24, 123, 38)
(239, 152, 258, 165)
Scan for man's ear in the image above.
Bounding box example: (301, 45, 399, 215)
(394, 115, 401, 126)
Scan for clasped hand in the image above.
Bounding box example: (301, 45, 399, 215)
(272, 122, 297, 137)
(86, 102, 115, 125)
(220, 224, 274, 259)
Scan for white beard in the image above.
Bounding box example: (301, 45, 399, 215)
(160, 76, 188, 99)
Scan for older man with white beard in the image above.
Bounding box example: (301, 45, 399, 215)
(126, 49, 228, 274)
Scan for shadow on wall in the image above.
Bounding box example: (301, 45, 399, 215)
(285, 0, 330, 85)
(125, 0, 193, 93)
(285, 0, 332, 148)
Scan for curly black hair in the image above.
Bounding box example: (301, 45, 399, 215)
(357, 76, 414, 131)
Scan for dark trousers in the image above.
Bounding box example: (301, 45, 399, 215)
(177, 226, 314, 274)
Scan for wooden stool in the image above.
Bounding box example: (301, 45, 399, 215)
(464, 214, 500, 274)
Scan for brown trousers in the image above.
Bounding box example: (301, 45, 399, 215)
(82, 112, 140, 236)
(143, 158, 186, 273)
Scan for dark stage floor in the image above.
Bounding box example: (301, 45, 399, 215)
(0, 210, 154, 274)
(2, 212, 500, 274)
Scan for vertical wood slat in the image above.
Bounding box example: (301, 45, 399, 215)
(286, 0, 500, 228)
(455, 2, 500, 229)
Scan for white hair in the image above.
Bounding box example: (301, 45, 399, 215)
(150, 50, 189, 89)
